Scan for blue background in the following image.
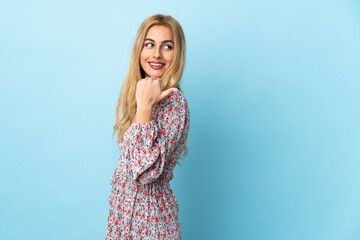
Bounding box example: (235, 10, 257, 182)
(1, 0, 360, 239)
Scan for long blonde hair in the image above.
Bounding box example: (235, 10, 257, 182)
(113, 14, 188, 162)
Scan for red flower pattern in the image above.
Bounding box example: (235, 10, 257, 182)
(105, 90, 190, 239)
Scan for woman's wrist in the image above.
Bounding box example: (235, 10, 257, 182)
(135, 105, 153, 123)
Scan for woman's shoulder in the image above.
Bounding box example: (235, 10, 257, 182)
(155, 89, 188, 115)
(163, 89, 187, 107)
(153, 89, 190, 126)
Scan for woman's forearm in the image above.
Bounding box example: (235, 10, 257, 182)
(135, 105, 153, 123)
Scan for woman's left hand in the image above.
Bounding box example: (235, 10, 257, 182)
(135, 76, 179, 109)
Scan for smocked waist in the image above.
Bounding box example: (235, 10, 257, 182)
(110, 172, 170, 188)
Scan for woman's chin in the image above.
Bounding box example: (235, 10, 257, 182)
(146, 73, 163, 78)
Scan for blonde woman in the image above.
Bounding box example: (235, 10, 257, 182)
(105, 14, 190, 239)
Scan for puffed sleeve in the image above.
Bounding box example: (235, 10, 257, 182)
(127, 91, 189, 185)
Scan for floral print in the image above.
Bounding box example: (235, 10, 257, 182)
(105, 90, 190, 240)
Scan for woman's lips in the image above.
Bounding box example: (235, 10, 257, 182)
(148, 62, 165, 70)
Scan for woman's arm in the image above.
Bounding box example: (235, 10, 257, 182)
(134, 76, 178, 124)
(127, 91, 189, 185)
(135, 105, 153, 123)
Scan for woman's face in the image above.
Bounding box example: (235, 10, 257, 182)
(140, 25, 174, 78)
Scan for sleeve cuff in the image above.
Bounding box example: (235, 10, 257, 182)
(129, 119, 158, 147)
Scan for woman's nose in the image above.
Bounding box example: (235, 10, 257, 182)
(152, 47, 162, 59)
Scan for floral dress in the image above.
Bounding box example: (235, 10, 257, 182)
(105, 90, 190, 240)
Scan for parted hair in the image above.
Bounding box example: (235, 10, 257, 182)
(112, 14, 188, 161)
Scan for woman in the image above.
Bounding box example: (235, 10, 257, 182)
(105, 14, 190, 240)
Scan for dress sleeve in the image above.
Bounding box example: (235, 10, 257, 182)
(127, 91, 189, 185)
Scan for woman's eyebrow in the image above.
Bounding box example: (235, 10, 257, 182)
(144, 38, 174, 44)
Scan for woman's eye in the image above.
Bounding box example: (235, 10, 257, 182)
(164, 45, 173, 50)
(144, 43, 173, 50)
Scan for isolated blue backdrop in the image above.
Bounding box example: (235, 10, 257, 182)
(1, 0, 360, 239)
